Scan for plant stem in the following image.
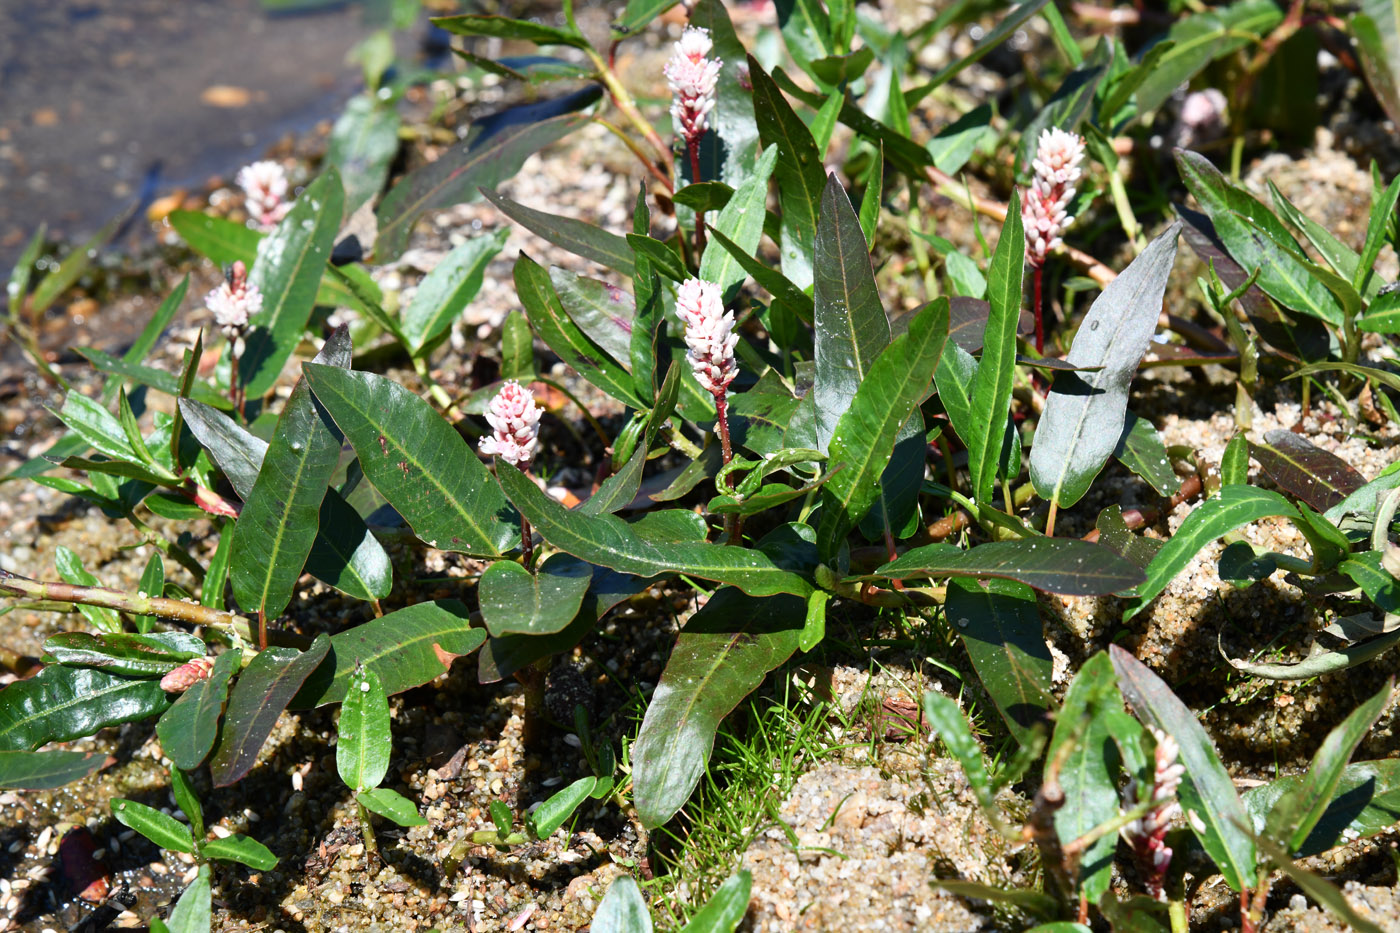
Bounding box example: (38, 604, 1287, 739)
(586, 47, 674, 174)
(126, 511, 206, 582)
(688, 141, 706, 259)
(229, 341, 244, 418)
(1033, 265, 1046, 354)
(356, 800, 380, 871)
(1045, 497, 1059, 538)
(521, 515, 535, 571)
(1168, 899, 1189, 933)
(411, 355, 462, 420)
(0, 566, 247, 635)
(593, 118, 674, 193)
(538, 376, 612, 451)
(715, 390, 740, 543)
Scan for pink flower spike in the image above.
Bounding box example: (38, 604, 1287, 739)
(205, 260, 262, 339)
(480, 380, 543, 469)
(160, 657, 215, 693)
(675, 278, 737, 396)
(237, 160, 291, 230)
(665, 26, 722, 147)
(1020, 127, 1086, 269)
(1121, 726, 1184, 900)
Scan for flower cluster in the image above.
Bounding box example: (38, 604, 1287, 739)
(676, 278, 737, 397)
(480, 380, 543, 468)
(205, 260, 262, 339)
(160, 656, 215, 693)
(664, 26, 721, 147)
(237, 160, 291, 230)
(1122, 727, 1186, 900)
(1021, 127, 1086, 268)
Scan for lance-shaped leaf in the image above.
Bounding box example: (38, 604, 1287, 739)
(1109, 644, 1258, 891)
(338, 667, 391, 793)
(292, 599, 486, 708)
(966, 206, 1024, 506)
(1133, 0, 1284, 113)
(112, 798, 195, 854)
(516, 254, 645, 409)
(483, 188, 635, 276)
(918, 0, 1051, 95)
(74, 347, 231, 410)
(817, 299, 947, 558)
(431, 13, 590, 48)
(948, 578, 1052, 745)
(1250, 429, 1365, 513)
(400, 228, 509, 355)
(0, 666, 171, 752)
(1244, 758, 1400, 858)
(200, 834, 278, 870)
(867, 538, 1143, 596)
(374, 97, 598, 261)
(0, 750, 110, 790)
(749, 57, 824, 290)
(632, 588, 807, 827)
(180, 399, 392, 601)
(303, 366, 516, 556)
(154, 864, 211, 933)
(680, 870, 752, 933)
(686, 0, 760, 192)
(41, 631, 203, 677)
(497, 463, 814, 598)
(1125, 486, 1298, 619)
(705, 225, 814, 322)
(357, 787, 428, 826)
(240, 170, 345, 397)
(1354, 1, 1400, 126)
(592, 876, 652, 933)
(479, 554, 593, 637)
(697, 144, 778, 303)
(527, 776, 598, 839)
(1113, 410, 1178, 497)
(327, 94, 400, 214)
(157, 648, 241, 771)
(1252, 833, 1385, 933)
(813, 174, 889, 451)
(211, 635, 330, 786)
(231, 330, 352, 618)
(1031, 224, 1180, 509)
(550, 267, 636, 369)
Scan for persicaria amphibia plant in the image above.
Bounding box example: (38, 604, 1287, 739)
(1021, 127, 1086, 353)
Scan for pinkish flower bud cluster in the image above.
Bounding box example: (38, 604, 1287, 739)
(480, 380, 543, 469)
(1021, 127, 1086, 268)
(664, 26, 721, 147)
(237, 160, 291, 230)
(160, 656, 215, 693)
(206, 261, 262, 339)
(676, 278, 738, 396)
(1122, 727, 1186, 900)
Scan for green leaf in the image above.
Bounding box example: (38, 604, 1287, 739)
(1109, 644, 1257, 891)
(680, 870, 752, 933)
(41, 631, 202, 677)
(1252, 833, 1385, 933)
(400, 229, 509, 354)
(922, 690, 1001, 823)
(704, 225, 815, 321)
(210, 635, 331, 786)
(1222, 211, 1346, 326)
(357, 786, 429, 826)
(303, 365, 516, 556)
(203, 520, 233, 610)
(1358, 289, 1400, 333)
(483, 188, 634, 277)
(697, 144, 779, 303)
(626, 233, 688, 283)
(231, 330, 351, 618)
(327, 94, 401, 213)
(374, 99, 598, 261)
(1268, 181, 1361, 283)
(926, 105, 993, 176)
(160, 864, 212, 933)
(111, 798, 196, 854)
(515, 254, 645, 409)
(1047, 652, 1122, 903)
(72, 347, 231, 410)
(591, 875, 652, 933)
(1015, 40, 1111, 182)
(870, 538, 1144, 596)
(1030, 224, 1180, 509)
(30, 215, 120, 314)
(550, 268, 636, 370)
(199, 834, 279, 870)
(1354, 5, 1400, 127)
(966, 206, 1024, 507)
(431, 13, 589, 48)
(1250, 429, 1365, 514)
(632, 588, 807, 827)
(672, 181, 734, 214)
(817, 299, 947, 557)
(1289, 502, 1351, 573)
(497, 463, 814, 599)
(54, 391, 136, 463)
(338, 666, 391, 793)
(813, 174, 889, 452)
(1244, 758, 1400, 857)
(613, 0, 679, 35)
(1133, 0, 1284, 113)
(687, 0, 761, 192)
(1358, 172, 1400, 293)
(749, 57, 825, 291)
(1126, 486, 1298, 619)
(158, 648, 240, 771)
(6, 223, 45, 317)
(1221, 432, 1250, 487)
(170, 767, 204, 840)
(949, 578, 1052, 746)
(0, 664, 170, 751)
(240, 170, 345, 397)
(132, 551, 165, 634)
(526, 775, 596, 839)
(502, 310, 537, 381)
(1113, 410, 1178, 497)
(918, 0, 1050, 94)
(291, 599, 486, 708)
(479, 555, 593, 637)
(0, 750, 110, 790)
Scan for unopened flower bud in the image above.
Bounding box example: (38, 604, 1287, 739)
(160, 657, 215, 693)
(665, 26, 721, 147)
(675, 278, 737, 396)
(480, 380, 543, 469)
(205, 261, 262, 339)
(1021, 127, 1086, 268)
(237, 160, 291, 230)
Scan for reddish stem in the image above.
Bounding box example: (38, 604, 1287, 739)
(521, 516, 535, 571)
(1033, 265, 1046, 355)
(688, 140, 706, 259)
(715, 390, 741, 543)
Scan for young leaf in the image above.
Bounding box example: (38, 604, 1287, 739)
(159, 864, 212, 933)
(870, 538, 1144, 596)
(679, 870, 752, 933)
(0, 750, 110, 790)
(357, 786, 429, 826)
(1125, 486, 1298, 619)
(749, 56, 825, 290)
(813, 174, 889, 452)
(948, 578, 1053, 745)
(111, 798, 196, 854)
(202, 520, 233, 610)
(965, 205, 1024, 507)
(697, 144, 779, 303)
(400, 229, 509, 355)
(1030, 224, 1180, 509)
(478, 555, 593, 637)
(1109, 645, 1257, 891)
(302, 365, 517, 557)
(526, 775, 596, 839)
(170, 767, 205, 841)
(199, 834, 278, 870)
(632, 589, 807, 827)
(231, 329, 352, 619)
(705, 225, 815, 321)
(210, 635, 331, 787)
(338, 666, 391, 794)
(0, 665, 171, 752)
(240, 169, 345, 397)
(158, 648, 241, 772)
(483, 188, 635, 277)
(591, 876, 652, 933)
